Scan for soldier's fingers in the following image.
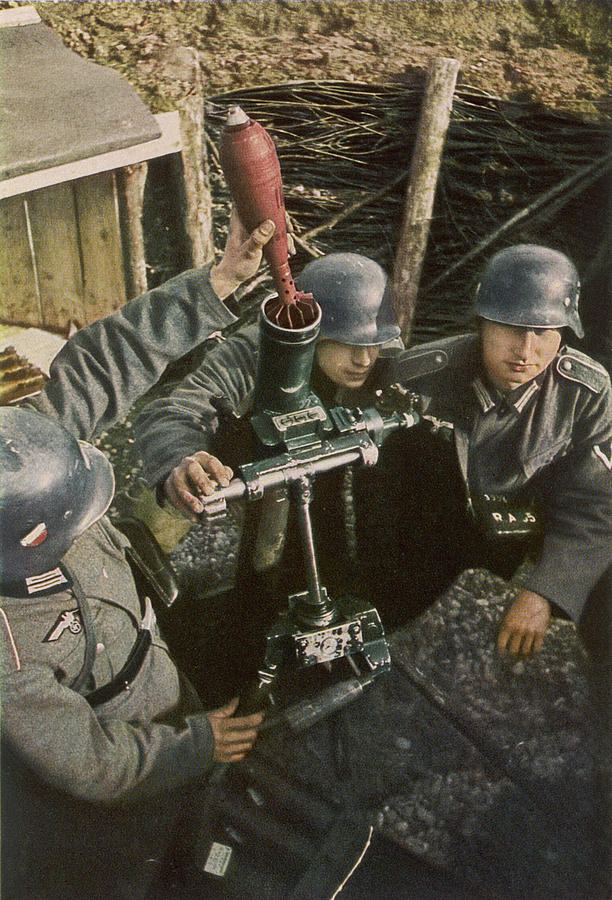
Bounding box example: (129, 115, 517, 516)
(507, 628, 526, 656)
(228, 204, 250, 242)
(222, 749, 252, 763)
(220, 727, 260, 747)
(284, 211, 296, 255)
(164, 474, 201, 521)
(209, 696, 240, 718)
(531, 631, 545, 655)
(519, 631, 536, 656)
(214, 748, 250, 764)
(246, 219, 275, 254)
(193, 451, 233, 486)
(497, 626, 511, 653)
(231, 711, 265, 729)
(184, 458, 219, 497)
(215, 737, 258, 759)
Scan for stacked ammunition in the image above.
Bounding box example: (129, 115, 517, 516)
(0, 347, 45, 403)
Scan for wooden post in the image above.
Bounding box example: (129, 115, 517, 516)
(117, 162, 149, 299)
(392, 57, 460, 344)
(175, 88, 215, 267)
(154, 47, 214, 268)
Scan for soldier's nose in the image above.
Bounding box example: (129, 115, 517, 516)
(514, 330, 535, 357)
(351, 346, 372, 366)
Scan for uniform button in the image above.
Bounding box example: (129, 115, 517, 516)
(96, 642, 105, 654)
(435, 353, 445, 364)
(563, 296, 571, 307)
(561, 359, 572, 371)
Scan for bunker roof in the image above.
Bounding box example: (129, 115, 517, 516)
(0, 6, 161, 183)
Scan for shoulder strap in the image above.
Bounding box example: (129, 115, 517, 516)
(63, 564, 98, 695)
(556, 347, 609, 393)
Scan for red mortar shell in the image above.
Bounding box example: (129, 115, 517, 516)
(220, 105, 299, 306)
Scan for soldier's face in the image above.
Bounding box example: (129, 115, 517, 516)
(316, 340, 380, 388)
(480, 321, 562, 391)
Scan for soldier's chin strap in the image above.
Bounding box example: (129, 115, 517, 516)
(63, 563, 98, 695)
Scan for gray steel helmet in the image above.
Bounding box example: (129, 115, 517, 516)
(0, 407, 114, 579)
(295, 252, 400, 345)
(475, 244, 583, 337)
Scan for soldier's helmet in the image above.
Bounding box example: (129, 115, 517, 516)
(0, 407, 114, 579)
(475, 244, 583, 337)
(295, 252, 400, 345)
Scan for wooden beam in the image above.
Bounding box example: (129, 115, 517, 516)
(152, 47, 214, 268)
(172, 62, 215, 267)
(391, 57, 460, 343)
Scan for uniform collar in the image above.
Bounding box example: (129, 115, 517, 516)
(0, 564, 72, 598)
(472, 370, 546, 415)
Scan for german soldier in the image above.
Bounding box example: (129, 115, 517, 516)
(1, 216, 272, 899)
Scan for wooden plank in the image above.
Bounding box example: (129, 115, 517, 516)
(391, 57, 460, 342)
(0, 112, 181, 200)
(0, 195, 41, 326)
(26, 182, 85, 331)
(73, 171, 126, 324)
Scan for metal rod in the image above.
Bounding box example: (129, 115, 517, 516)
(292, 474, 324, 608)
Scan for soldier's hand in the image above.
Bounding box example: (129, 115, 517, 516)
(210, 207, 275, 299)
(497, 589, 551, 657)
(163, 450, 233, 521)
(207, 697, 264, 763)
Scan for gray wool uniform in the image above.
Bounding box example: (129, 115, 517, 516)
(1, 265, 239, 899)
(29, 262, 236, 440)
(392, 333, 612, 623)
(0, 520, 213, 805)
(135, 323, 261, 487)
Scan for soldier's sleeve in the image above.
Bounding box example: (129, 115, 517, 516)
(0, 650, 216, 806)
(134, 324, 259, 488)
(27, 263, 237, 441)
(525, 377, 612, 621)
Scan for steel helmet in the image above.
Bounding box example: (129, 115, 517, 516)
(295, 252, 400, 346)
(475, 244, 583, 337)
(0, 407, 114, 579)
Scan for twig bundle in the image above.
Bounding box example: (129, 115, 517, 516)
(204, 80, 609, 343)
